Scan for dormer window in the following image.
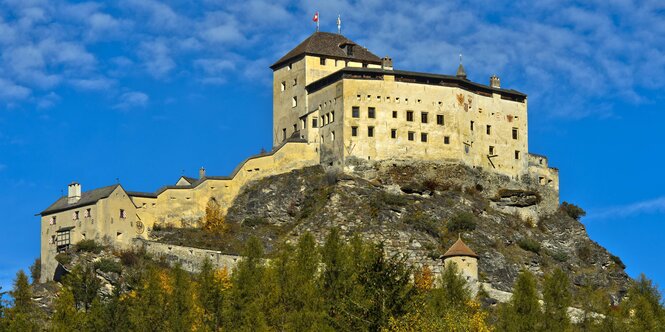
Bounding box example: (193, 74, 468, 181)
(340, 43, 355, 56)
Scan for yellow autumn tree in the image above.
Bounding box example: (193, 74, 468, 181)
(414, 265, 434, 291)
(202, 197, 227, 234)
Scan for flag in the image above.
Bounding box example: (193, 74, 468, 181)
(313, 12, 319, 22)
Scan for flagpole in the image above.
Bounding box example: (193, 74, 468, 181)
(317, 13, 320, 32)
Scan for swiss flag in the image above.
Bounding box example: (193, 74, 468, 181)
(313, 12, 319, 22)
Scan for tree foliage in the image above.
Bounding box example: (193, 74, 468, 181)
(202, 197, 227, 234)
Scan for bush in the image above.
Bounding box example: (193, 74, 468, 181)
(380, 192, 408, 206)
(404, 211, 440, 238)
(244, 217, 268, 227)
(610, 254, 626, 269)
(119, 250, 140, 267)
(94, 258, 122, 274)
(518, 238, 541, 254)
(29, 258, 41, 283)
(577, 245, 592, 262)
(55, 253, 72, 266)
(75, 239, 103, 254)
(550, 250, 569, 262)
(446, 212, 477, 233)
(560, 202, 586, 221)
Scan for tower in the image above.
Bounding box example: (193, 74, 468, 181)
(442, 236, 478, 282)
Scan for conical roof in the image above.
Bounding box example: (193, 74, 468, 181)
(270, 31, 382, 69)
(442, 237, 478, 258)
(456, 63, 467, 79)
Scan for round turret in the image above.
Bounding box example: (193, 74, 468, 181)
(442, 236, 478, 282)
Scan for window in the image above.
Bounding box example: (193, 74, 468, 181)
(515, 150, 521, 160)
(293, 78, 297, 86)
(287, 63, 292, 70)
(84, 208, 91, 218)
(292, 96, 297, 107)
(50, 216, 56, 225)
(280, 81, 286, 91)
(73, 211, 79, 220)
(464, 145, 470, 154)
(301, 119, 306, 129)
(408, 131, 415, 141)
(293, 124, 297, 132)
(489, 146, 495, 155)
(444, 136, 450, 144)
(486, 125, 492, 135)
(56, 230, 71, 253)
(312, 118, 318, 128)
(368, 107, 376, 118)
(406, 111, 414, 122)
(470, 121, 474, 131)
(391, 129, 397, 139)
(367, 95, 371, 101)
(352, 126, 358, 136)
(512, 128, 519, 140)
(320, 57, 326, 65)
(421, 133, 428, 142)
(356, 94, 361, 101)
(321, 135, 324, 143)
(282, 128, 287, 141)
(437, 115, 444, 125)
(368, 126, 375, 137)
(120, 209, 126, 219)
(392, 111, 397, 118)
(331, 131, 335, 141)
(331, 111, 335, 123)
(352, 106, 360, 118)
(421, 112, 428, 123)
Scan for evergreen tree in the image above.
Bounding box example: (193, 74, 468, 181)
(320, 228, 354, 329)
(498, 270, 541, 332)
(85, 286, 131, 332)
(129, 267, 169, 332)
(577, 286, 610, 332)
(198, 258, 231, 331)
(542, 268, 572, 332)
(622, 274, 665, 332)
(431, 262, 470, 311)
(168, 264, 196, 331)
(50, 287, 83, 332)
(5, 270, 41, 332)
(228, 236, 268, 331)
(64, 263, 101, 311)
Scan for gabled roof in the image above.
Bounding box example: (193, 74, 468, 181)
(442, 237, 478, 258)
(178, 176, 199, 185)
(40, 184, 120, 216)
(270, 31, 382, 69)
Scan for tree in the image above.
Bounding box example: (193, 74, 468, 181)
(202, 197, 227, 234)
(559, 202, 586, 220)
(5, 270, 41, 332)
(64, 263, 101, 311)
(129, 267, 170, 332)
(50, 287, 83, 332)
(227, 236, 269, 331)
(498, 270, 541, 332)
(320, 228, 354, 327)
(431, 262, 470, 311)
(29, 258, 41, 284)
(85, 286, 132, 332)
(198, 258, 231, 331)
(542, 268, 572, 331)
(168, 264, 197, 331)
(622, 274, 665, 332)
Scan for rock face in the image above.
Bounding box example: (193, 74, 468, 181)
(225, 160, 630, 299)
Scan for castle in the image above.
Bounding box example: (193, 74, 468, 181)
(39, 31, 558, 282)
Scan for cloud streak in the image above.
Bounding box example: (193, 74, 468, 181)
(589, 196, 665, 220)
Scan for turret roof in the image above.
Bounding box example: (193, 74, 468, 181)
(442, 237, 478, 258)
(270, 31, 381, 69)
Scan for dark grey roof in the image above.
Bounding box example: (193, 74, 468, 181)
(306, 67, 527, 101)
(41, 184, 119, 216)
(456, 63, 467, 79)
(271, 32, 382, 69)
(56, 226, 75, 232)
(179, 176, 199, 185)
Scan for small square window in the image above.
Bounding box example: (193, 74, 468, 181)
(406, 111, 414, 122)
(377, 96, 381, 101)
(331, 131, 335, 141)
(489, 146, 495, 155)
(444, 136, 450, 144)
(292, 96, 297, 107)
(50, 216, 57, 225)
(417, 99, 422, 104)
(515, 150, 521, 160)
(368, 107, 376, 118)
(357, 95, 361, 101)
(391, 129, 397, 139)
(287, 63, 292, 70)
(352, 126, 358, 136)
(392, 111, 397, 118)
(512, 128, 519, 140)
(352, 106, 360, 118)
(85, 208, 91, 218)
(408, 131, 415, 141)
(436, 115, 444, 125)
(312, 118, 318, 128)
(367, 95, 371, 101)
(421, 112, 428, 123)
(73, 211, 79, 220)
(421, 133, 428, 142)
(320, 57, 326, 65)
(120, 209, 126, 219)
(486, 125, 492, 135)
(368, 126, 375, 137)
(280, 81, 286, 91)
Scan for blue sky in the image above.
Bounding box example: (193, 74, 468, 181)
(0, 0, 664, 294)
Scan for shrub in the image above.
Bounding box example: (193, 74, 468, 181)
(577, 245, 593, 262)
(610, 254, 626, 269)
(404, 211, 440, 238)
(446, 212, 477, 233)
(94, 258, 122, 274)
(75, 239, 103, 254)
(29, 258, 41, 283)
(559, 202, 586, 221)
(380, 192, 408, 206)
(518, 238, 541, 254)
(203, 198, 228, 234)
(244, 217, 268, 227)
(55, 253, 72, 266)
(422, 178, 440, 192)
(119, 250, 140, 267)
(550, 250, 569, 262)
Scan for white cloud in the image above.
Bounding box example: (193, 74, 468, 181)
(0, 78, 31, 100)
(590, 197, 665, 220)
(114, 91, 149, 110)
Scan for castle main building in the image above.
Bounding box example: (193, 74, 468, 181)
(38, 31, 558, 282)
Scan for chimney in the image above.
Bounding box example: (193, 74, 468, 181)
(68, 182, 81, 204)
(199, 167, 206, 179)
(490, 74, 501, 88)
(381, 56, 393, 70)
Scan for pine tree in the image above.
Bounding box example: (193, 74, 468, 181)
(622, 274, 665, 332)
(542, 268, 572, 331)
(198, 258, 230, 331)
(168, 264, 196, 331)
(85, 286, 131, 332)
(320, 228, 354, 329)
(431, 262, 470, 311)
(64, 263, 101, 311)
(5, 270, 41, 332)
(50, 287, 83, 332)
(228, 236, 269, 331)
(498, 269, 541, 332)
(129, 267, 169, 332)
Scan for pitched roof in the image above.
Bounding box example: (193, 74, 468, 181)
(40, 184, 120, 216)
(442, 237, 478, 258)
(179, 176, 199, 185)
(270, 31, 382, 69)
